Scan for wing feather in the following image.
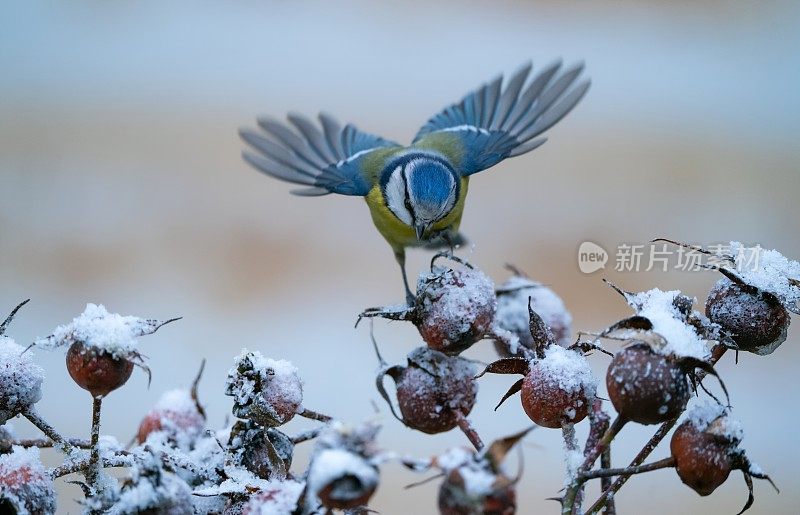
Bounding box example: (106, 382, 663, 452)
(413, 60, 589, 176)
(241, 114, 401, 196)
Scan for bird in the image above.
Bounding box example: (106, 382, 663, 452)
(239, 61, 590, 304)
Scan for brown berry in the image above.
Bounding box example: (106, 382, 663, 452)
(705, 278, 790, 355)
(392, 348, 477, 434)
(606, 343, 690, 424)
(66, 342, 134, 397)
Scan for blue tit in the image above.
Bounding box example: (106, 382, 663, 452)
(240, 61, 589, 303)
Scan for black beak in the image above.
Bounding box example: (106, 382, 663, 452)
(415, 223, 427, 240)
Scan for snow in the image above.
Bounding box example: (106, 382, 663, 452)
(536, 344, 597, 396)
(723, 242, 800, 310)
(0, 446, 56, 515)
(225, 350, 303, 414)
(239, 479, 304, 514)
(35, 303, 163, 358)
(108, 470, 192, 515)
(456, 461, 498, 497)
(683, 399, 744, 443)
(435, 446, 474, 471)
(0, 336, 44, 423)
(495, 276, 573, 348)
(630, 289, 710, 359)
(154, 389, 198, 413)
(436, 448, 496, 497)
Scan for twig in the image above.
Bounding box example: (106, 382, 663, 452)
(297, 407, 333, 423)
(580, 457, 675, 480)
(454, 410, 483, 452)
(586, 400, 613, 514)
(291, 427, 323, 444)
(0, 437, 90, 452)
(600, 446, 615, 515)
(562, 423, 583, 513)
(563, 416, 627, 514)
(0, 299, 30, 336)
(85, 396, 103, 488)
(23, 406, 74, 453)
(51, 454, 131, 479)
(585, 344, 728, 514)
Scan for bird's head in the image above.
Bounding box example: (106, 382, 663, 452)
(382, 155, 459, 240)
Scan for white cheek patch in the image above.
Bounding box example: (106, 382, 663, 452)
(384, 166, 413, 226)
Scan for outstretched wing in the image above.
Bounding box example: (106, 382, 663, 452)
(240, 113, 401, 196)
(413, 61, 589, 176)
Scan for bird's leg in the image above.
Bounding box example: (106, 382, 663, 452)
(394, 248, 415, 306)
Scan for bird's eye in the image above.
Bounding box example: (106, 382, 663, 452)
(404, 198, 413, 212)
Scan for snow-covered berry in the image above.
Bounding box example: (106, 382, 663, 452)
(225, 351, 303, 427)
(0, 337, 44, 424)
(0, 446, 56, 515)
(521, 345, 596, 428)
(494, 274, 572, 357)
(228, 420, 294, 480)
(37, 304, 177, 398)
(307, 448, 378, 510)
(706, 278, 790, 355)
(437, 454, 516, 515)
(430, 430, 529, 515)
(414, 265, 497, 355)
(137, 389, 205, 446)
(305, 422, 382, 511)
(238, 480, 304, 515)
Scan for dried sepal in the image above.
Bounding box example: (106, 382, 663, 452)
(475, 357, 530, 378)
(482, 426, 535, 472)
(494, 378, 523, 411)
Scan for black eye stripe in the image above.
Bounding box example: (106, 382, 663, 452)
(401, 165, 416, 225)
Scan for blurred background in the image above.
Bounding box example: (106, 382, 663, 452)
(1, 1, 798, 513)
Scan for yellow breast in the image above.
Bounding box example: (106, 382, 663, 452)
(364, 178, 469, 252)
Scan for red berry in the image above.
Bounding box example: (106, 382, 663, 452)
(66, 342, 134, 397)
(391, 348, 477, 434)
(606, 343, 690, 425)
(705, 279, 790, 355)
